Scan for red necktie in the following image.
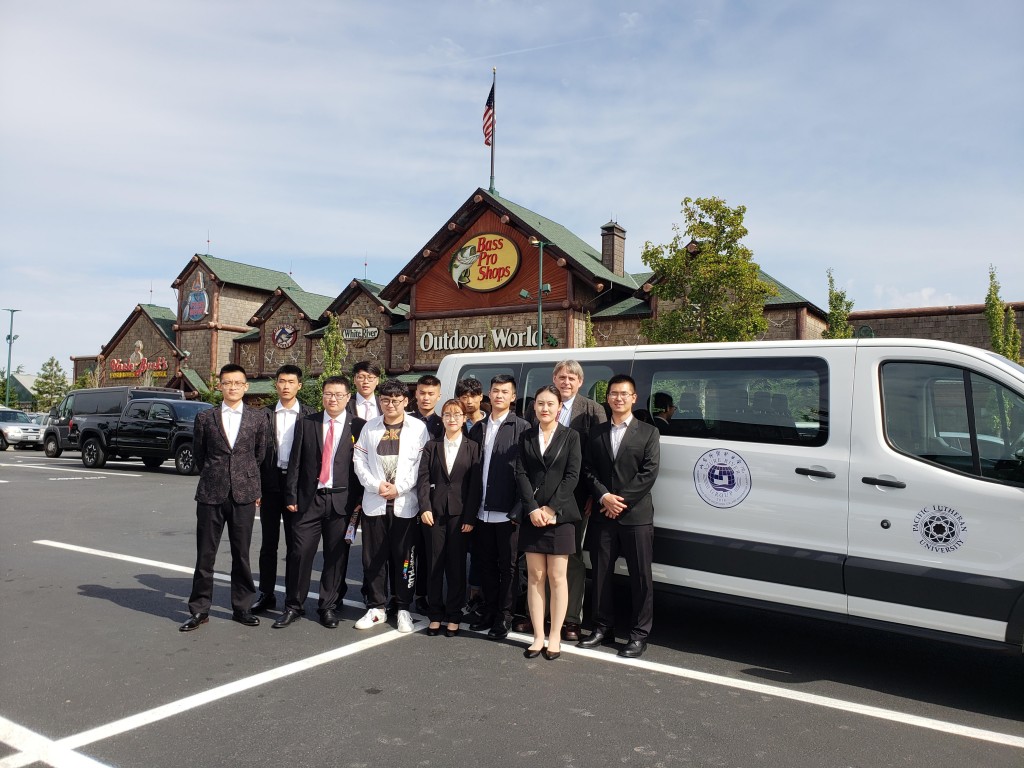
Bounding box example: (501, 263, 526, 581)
(318, 419, 335, 486)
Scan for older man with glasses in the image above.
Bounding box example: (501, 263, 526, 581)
(353, 378, 429, 633)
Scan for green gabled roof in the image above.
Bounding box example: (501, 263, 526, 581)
(196, 254, 302, 293)
(182, 369, 209, 393)
(757, 269, 819, 310)
(590, 297, 651, 319)
(357, 279, 410, 315)
(492, 194, 639, 291)
(138, 304, 178, 346)
(234, 328, 261, 342)
(244, 379, 277, 396)
(631, 271, 654, 285)
(281, 287, 333, 321)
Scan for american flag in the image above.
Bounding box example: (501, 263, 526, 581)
(482, 84, 495, 146)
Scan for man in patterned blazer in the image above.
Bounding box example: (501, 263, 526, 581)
(180, 363, 268, 632)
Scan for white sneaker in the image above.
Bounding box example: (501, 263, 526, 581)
(396, 610, 414, 634)
(354, 607, 387, 630)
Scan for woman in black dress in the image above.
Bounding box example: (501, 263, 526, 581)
(417, 399, 482, 636)
(514, 385, 581, 660)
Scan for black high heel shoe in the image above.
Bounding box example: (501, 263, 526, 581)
(542, 648, 561, 661)
(524, 647, 543, 659)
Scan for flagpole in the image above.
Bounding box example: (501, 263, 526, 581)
(488, 67, 497, 195)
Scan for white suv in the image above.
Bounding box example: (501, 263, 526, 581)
(0, 408, 44, 450)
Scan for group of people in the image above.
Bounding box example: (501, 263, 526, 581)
(179, 358, 660, 660)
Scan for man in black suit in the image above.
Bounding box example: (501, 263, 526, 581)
(252, 365, 314, 613)
(408, 374, 444, 440)
(652, 392, 676, 435)
(468, 374, 530, 638)
(579, 373, 660, 658)
(180, 364, 268, 631)
(274, 376, 364, 629)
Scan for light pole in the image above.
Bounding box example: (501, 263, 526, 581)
(3, 309, 20, 407)
(527, 237, 551, 349)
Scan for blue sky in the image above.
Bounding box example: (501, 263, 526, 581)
(1, 0, 1021, 376)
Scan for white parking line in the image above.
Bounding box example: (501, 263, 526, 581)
(22, 540, 1024, 755)
(0, 716, 111, 768)
(0, 463, 142, 477)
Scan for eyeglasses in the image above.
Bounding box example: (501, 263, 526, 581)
(379, 398, 406, 407)
(322, 392, 350, 400)
(219, 381, 247, 389)
(353, 373, 379, 382)
(606, 391, 636, 400)
(442, 413, 465, 420)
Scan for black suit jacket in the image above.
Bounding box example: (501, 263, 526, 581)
(194, 405, 267, 505)
(260, 402, 316, 494)
(284, 412, 365, 517)
(346, 394, 381, 420)
(468, 412, 530, 518)
(416, 437, 482, 526)
(584, 417, 660, 526)
(409, 410, 444, 440)
(514, 424, 582, 524)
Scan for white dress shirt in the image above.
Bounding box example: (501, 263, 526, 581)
(355, 394, 378, 422)
(610, 414, 633, 459)
(221, 403, 243, 449)
(478, 411, 510, 523)
(443, 433, 462, 474)
(274, 401, 301, 469)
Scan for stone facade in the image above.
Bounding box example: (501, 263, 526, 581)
(100, 314, 175, 387)
(330, 292, 392, 374)
(592, 317, 646, 348)
(177, 328, 212, 385)
(259, 301, 309, 375)
(849, 304, 1024, 353)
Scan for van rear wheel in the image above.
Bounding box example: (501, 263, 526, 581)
(81, 438, 107, 469)
(44, 435, 62, 457)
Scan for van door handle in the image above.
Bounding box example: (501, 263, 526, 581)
(795, 467, 836, 479)
(861, 477, 907, 489)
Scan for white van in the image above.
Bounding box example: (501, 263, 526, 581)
(436, 339, 1024, 651)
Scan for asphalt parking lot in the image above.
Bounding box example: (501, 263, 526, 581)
(1, 452, 1022, 768)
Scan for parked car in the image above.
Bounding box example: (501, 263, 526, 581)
(43, 386, 184, 458)
(78, 398, 213, 474)
(0, 408, 44, 450)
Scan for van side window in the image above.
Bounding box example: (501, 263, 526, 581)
(881, 362, 1024, 486)
(632, 357, 828, 446)
(58, 395, 74, 419)
(125, 403, 149, 420)
(520, 363, 617, 418)
(452, 364, 520, 416)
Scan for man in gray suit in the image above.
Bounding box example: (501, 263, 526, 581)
(519, 359, 606, 641)
(180, 364, 268, 631)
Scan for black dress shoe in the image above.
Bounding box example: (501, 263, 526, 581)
(179, 613, 208, 632)
(469, 615, 495, 632)
(319, 609, 340, 629)
(542, 648, 561, 661)
(445, 625, 461, 637)
(577, 628, 609, 648)
(618, 639, 648, 658)
(232, 611, 260, 627)
(273, 609, 302, 629)
(251, 592, 277, 614)
(523, 647, 543, 659)
(561, 622, 581, 642)
(426, 624, 441, 636)
(487, 618, 512, 639)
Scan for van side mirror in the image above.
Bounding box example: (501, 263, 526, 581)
(49, 407, 57, 417)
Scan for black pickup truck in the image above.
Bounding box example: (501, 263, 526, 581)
(78, 398, 213, 474)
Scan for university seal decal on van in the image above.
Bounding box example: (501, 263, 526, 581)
(450, 234, 520, 292)
(693, 449, 751, 509)
(913, 505, 966, 554)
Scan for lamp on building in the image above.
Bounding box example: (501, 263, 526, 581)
(521, 237, 552, 349)
(3, 308, 21, 407)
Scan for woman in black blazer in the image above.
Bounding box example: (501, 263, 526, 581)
(416, 399, 482, 636)
(514, 385, 582, 660)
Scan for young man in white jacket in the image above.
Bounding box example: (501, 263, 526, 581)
(352, 378, 429, 632)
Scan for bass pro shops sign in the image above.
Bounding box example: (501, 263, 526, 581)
(449, 234, 520, 292)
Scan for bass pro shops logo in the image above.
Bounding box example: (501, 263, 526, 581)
(693, 449, 752, 509)
(913, 505, 967, 554)
(449, 234, 520, 292)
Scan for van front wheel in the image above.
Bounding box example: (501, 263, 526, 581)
(44, 435, 62, 457)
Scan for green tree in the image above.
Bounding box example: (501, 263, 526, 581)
(197, 375, 223, 406)
(822, 268, 855, 339)
(33, 357, 70, 410)
(298, 313, 348, 408)
(640, 196, 776, 343)
(73, 369, 100, 389)
(583, 311, 597, 348)
(985, 265, 1022, 362)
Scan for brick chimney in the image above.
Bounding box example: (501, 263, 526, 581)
(600, 220, 626, 277)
